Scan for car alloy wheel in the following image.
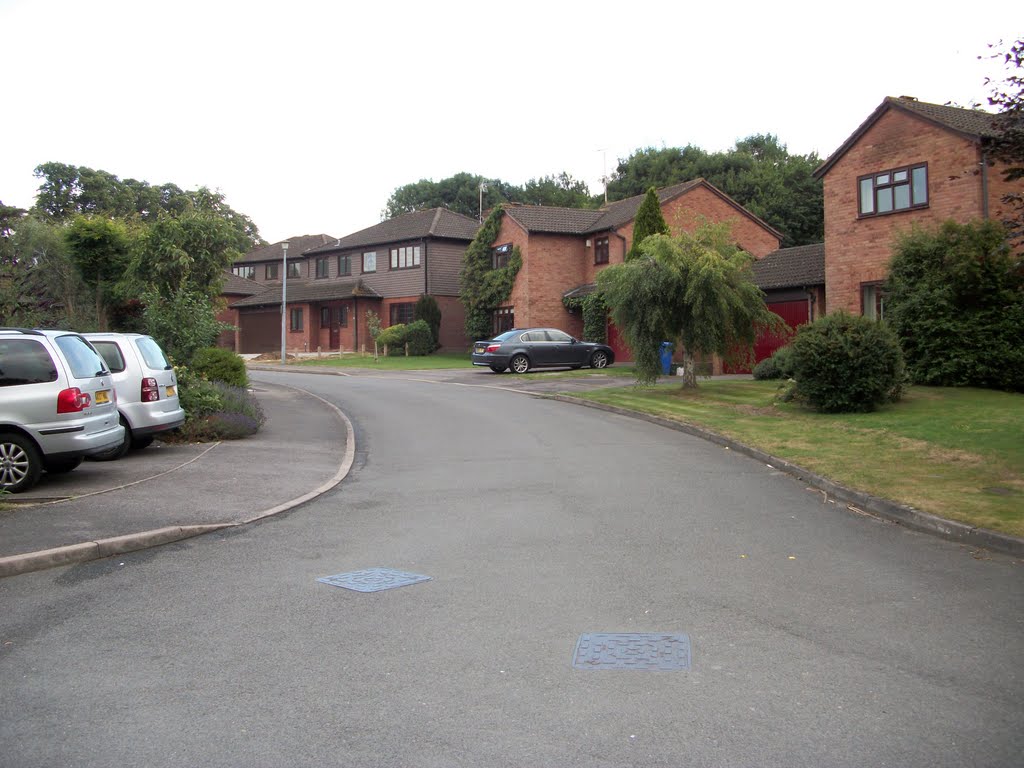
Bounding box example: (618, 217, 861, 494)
(590, 351, 609, 369)
(0, 432, 43, 493)
(510, 354, 530, 374)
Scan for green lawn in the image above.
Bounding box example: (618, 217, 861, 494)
(290, 352, 472, 370)
(574, 381, 1024, 538)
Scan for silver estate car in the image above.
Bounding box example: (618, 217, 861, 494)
(0, 328, 124, 492)
(83, 333, 185, 460)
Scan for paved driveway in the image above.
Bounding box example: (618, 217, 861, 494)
(1, 370, 1021, 768)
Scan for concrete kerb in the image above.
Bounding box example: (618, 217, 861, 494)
(545, 394, 1024, 560)
(0, 382, 356, 579)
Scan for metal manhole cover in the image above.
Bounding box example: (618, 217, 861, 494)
(573, 633, 691, 670)
(317, 568, 432, 593)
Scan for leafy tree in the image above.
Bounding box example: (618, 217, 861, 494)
(4, 215, 86, 328)
(413, 294, 441, 349)
(365, 309, 382, 360)
(63, 215, 132, 330)
(626, 187, 669, 260)
(384, 172, 518, 220)
(127, 209, 242, 299)
(983, 38, 1024, 242)
(459, 207, 522, 341)
(597, 222, 785, 386)
(608, 136, 823, 247)
(141, 287, 227, 364)
(884, 219, 1024, 391)
(0, 201, 32, 325)
(519, 173, 597, 209)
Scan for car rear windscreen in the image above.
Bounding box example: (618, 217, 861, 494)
(134, 336, 172, 370)
(54, 335, 109, 379)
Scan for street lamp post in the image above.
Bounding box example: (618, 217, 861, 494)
(280, 241, 289, 365)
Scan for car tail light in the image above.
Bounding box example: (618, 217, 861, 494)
(486, 344, 501, 353)
(57, 387, 90, 413)
(141, 377, 160, 402)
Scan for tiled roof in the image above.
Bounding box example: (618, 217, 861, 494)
(752, 243, 825, 290)
(234, 234, 337, 264)
(220, 271, 262, 296)
(815, 96, 1004, 178)
(230, 278, 382, 308)
(503, 206, 605, 235)
(502, 179, 781, 241)
(306, 208, 480, 254)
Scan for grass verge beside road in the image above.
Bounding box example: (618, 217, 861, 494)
(573, 381, 1024, 538)
(293, 352, 471, 370)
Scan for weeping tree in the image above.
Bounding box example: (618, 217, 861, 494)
(598, 222, 785, 386)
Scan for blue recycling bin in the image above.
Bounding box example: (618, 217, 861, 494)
(660, 342, 674, 375)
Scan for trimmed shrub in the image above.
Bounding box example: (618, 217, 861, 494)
(404, 319, 434, 356)
(191, 346, 248, 387)
(754, 345, 796, 380)
(414, 295, 442, 349)
(790, 312, 905, 413)
(377, 323, 407, 354)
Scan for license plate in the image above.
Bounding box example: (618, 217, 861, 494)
(166, 385, 176, 396)
(475, 345, 485, 353)
(95, 390, 110, 404)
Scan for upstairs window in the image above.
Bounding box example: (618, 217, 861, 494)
(363, 251, 377, 273)
(232, 265, 255, 280)
(595, 237, 609, 265)
(265, 263, 279, 280)
(390, 245, 422, 270)
(492, 243, 513, 269)
(858, 163, 928, 217)
(288, 262, 302, 279)
(338, 254, 351, 276)
(315, 257, 330, 279)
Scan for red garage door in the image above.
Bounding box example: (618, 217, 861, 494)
(726, 299, 810, 374)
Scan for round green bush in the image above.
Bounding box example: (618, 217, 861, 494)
(790, 312, 905, 413)
(753, 345, 795, 380)
(191, 347, 248, 387)
(377, 323, 406, 353)
(404, 320, 434, 356)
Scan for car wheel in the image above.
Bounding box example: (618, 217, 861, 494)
(590, 350, 610, 369)
(509, 354, 530, 374)
(43, 456, 83, 474)
(489, 365, 506, 373)
(90, 416, 132, 462)
(0, 432, 43, 493)
(132, 435, 154, 450)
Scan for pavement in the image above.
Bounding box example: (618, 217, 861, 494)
(0, 379, 353, 578)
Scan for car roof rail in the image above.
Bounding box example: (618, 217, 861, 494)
(0, 327, 44, 336)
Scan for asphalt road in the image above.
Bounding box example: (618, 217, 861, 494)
(1, 370, 1022, 767)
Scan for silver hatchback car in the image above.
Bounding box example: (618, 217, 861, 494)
(83, 333, 185, 460)
(0, 328, 124, 492)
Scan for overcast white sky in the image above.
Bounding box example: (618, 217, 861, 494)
(1, 1, 1018, 244)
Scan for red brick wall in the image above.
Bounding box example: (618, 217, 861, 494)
(822, 107, 1012, 314)
(494, 214, 532, 330)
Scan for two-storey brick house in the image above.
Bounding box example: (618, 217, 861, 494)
(813, 96, 1017, 319)
(486, 179, 784, 362)
(229, 209, 479, 354)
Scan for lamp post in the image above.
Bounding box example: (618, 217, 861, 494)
(280, 241, 289, 365)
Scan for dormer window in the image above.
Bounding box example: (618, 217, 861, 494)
(858, 164, 928, 217)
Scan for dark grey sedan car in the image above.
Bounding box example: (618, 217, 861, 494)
(471, 328, 615, 374)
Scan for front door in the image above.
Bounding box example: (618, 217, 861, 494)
(330, 307, 341, 350)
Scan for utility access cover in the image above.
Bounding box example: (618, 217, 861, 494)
(573, 633, 691, 670)
(317, 568, 432, 593)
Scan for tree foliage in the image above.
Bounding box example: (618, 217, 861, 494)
(608, 136, 823, 247)
(459, 208, 522, 341)
(983, 38, 1024, 242)
(63, 215, 132, 330)
(626, 187, 669, 260)
(789, 312, 905, 413)
(884, 219, 1024, 391)
(31, 162, 263, 251)
(383, 171, 598, 220)
(141, 287, 227, 364)
(413, 293, 442, 349)
(597, 222, 785, 386)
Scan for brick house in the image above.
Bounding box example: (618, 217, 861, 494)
(486, 179, 783, 361)
(216, 271, 262, 351)
(813, 96, 1018, 318)
(229, 209, 478, 354)
(748, 243, 826, 365)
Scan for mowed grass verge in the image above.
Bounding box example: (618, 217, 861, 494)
(573, 381, 1024, 538)
(291, 352, 472, 371)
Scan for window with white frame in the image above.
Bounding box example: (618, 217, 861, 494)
(232, 265, 255, 279)
(390, 245, 421, 270)
(363, 251, 377, 273)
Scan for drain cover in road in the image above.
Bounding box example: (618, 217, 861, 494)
(317, 568, 432, 593)
(573, 633, 691, 670)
